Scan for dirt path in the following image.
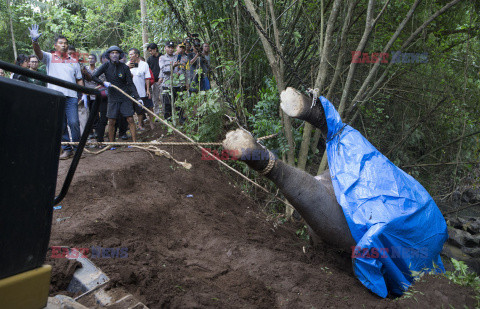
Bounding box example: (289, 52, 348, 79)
(48, 129, 477, 308)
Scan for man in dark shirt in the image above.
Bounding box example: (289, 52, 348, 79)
(92, 46, 141, 143)
(12, 54, 30, 83)
(28, 55, 47, 86)
(147, 43, 162, 115)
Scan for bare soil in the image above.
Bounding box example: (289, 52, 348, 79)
(47, 127, 478, 308)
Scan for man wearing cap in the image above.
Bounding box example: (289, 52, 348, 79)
(158, 41, 188, 122)
(174, 42, 189, 92)
(158, 41, 186, 119)
(91, 46, 141, 143)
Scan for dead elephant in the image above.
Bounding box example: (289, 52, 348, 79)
(223, 88, 354, 251)
(223, 87, 448, 297)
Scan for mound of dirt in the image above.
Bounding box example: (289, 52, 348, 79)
(48, 128, 477, 308)
(48, 257, 82, 296)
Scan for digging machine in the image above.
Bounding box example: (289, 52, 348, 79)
(0, 60, 101, 309)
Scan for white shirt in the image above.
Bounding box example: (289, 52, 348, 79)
(127, 60, 150, 98)
(41, 51, 82, 98)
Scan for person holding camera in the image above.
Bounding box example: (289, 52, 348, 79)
(157, 41, 188, 123)
(202, 43, 211, 69)
(189, 41, 211, 92)
(201, 42, 211, 90)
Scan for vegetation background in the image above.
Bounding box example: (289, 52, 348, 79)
(1, 0, 479, 214)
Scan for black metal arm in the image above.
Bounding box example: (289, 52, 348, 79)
(0, 60, 103, 205)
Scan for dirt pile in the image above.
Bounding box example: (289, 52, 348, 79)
(48, 129, 477, 308)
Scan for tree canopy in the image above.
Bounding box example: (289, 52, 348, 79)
(1, 0, 479, 201)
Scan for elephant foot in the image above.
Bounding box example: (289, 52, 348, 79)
(280, 87, 309, 118)
(280, 87, 328, 134)
(223, 129, 274, 173)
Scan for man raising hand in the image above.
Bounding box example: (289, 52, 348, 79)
(30, 24, 87, 159)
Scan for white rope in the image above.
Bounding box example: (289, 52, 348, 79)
(307, 88, 320, 108)
(104, 84, 288, 206)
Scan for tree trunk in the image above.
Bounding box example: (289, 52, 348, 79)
(311, 0, 356, 155)
(236, 4, 243, 101)
(297, 0, 323, 171)
(348, 0, 463, 121)
(315, 0, 356, 175)
(337, 0, 376, 119)
(7, 0, 17, 60)
(317, 0, 385, 175)
(345, 0, 420, 118)
(243, 0, 296, 216)
(297, 0, 341, 171)
(140, 0, 148, 59)
(243, 0, 295, 167)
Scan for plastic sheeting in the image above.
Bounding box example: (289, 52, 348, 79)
(319, 96, 448, 298)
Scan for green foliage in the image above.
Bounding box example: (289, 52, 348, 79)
(176, 88, 225, 142)
(400, 287, 424, 302)
(445, 258, 480, 289)
(444, 258, 480, 306)
(248, 77, 299, 160)
(398, 258, 480, 303)
(1, 0, 479, 201)
(295, 224, 310, 241)
(248, 78, 282, 147)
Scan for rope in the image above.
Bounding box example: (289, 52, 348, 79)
(105, 84, 288, 206)
(258, 151, 276, 175)
(65, 141, 224, 146)
(307, 88, 320, 108)
(81, 144, 192, 170)
(131, 146, 192, 169)
(61, 133, 278, 147)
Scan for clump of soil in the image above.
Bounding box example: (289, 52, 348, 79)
(47, 255, 82, 296)
(395, 275, 477, 307)
(48, 128, 478, 308)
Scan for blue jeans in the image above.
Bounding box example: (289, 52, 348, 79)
(62, 96, 80, 151)
(200, 76, 211, 91)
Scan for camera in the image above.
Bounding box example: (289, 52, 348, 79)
(193, 40, 202, 51)
(185, 34, 202, 53)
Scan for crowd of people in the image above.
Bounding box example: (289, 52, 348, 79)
(0, 24, 213, 159)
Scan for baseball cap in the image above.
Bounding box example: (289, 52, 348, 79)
(166, 41, 175, 47)
(178, 43, 186, 48)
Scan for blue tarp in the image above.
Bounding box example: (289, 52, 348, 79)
(319, 96, 448, 298)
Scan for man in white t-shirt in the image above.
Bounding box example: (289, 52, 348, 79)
(29, 24, 87, 160)
(127, 48, 152, 130)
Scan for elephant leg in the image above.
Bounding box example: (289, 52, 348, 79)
(280, 87, 328, 136)
(223, 129, 355, 251)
